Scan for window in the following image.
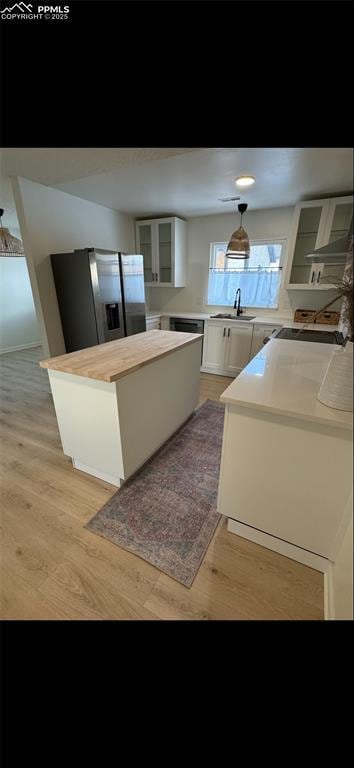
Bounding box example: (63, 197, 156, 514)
(208, 240, 285, 308)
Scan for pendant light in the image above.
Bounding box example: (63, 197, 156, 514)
(0, 208, 24, 257)
(226, 203, 250, 259)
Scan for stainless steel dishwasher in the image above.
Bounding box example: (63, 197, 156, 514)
(169, 317, 204, 362)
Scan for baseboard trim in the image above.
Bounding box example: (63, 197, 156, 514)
(324, 568, 335, 620)
(0, 342, 41, 355)
(72, 459, 121, 487)
(226, 517, 330, 573)
(200, 366, 235, 377)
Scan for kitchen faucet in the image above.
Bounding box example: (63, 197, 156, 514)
(234, 288, 242, 316)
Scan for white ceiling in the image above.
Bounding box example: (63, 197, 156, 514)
(1, 147, 353, 222)
(0, 147, 196, 185)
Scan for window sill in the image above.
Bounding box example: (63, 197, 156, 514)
(206, 304, 280, 311)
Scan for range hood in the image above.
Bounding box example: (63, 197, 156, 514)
(305, 231, 353, 264)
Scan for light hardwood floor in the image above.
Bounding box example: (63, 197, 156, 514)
(0, 347, 324, 620)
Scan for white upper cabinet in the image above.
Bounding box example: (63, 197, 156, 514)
(135, 217, 187, 287)
(286, 196, 353, 290)
(323, 197, 353, 244)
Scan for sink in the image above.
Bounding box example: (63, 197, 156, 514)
(210, 314, 256, 321)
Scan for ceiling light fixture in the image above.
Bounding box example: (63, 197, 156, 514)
(226, 203, 250, 259)
(0, 209, 24, 257)
(235, 175, 255, 187)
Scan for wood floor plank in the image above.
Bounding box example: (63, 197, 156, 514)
(0, 347, 324, 620)
(1, 561, 71, 620)
(35, 559, 159, 620)
(1, 482, 160, 615)
(144, 524, 323, 620)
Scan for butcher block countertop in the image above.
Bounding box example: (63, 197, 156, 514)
(39, 330, 203, 383)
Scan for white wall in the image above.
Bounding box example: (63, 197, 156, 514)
(147, 207, 342, 317)
(12, 177, 135, 357)
(0, 256, 40, 354)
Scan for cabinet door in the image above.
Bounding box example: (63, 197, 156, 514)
(225, 325, 253, 375)
(318, 197, 353, 287)
(288, 201, 329, 286)
(250, 324, 280, 360)
(157, 221, 173, 284)
(136, 222, 156, 285)
(160, 316, 170, 331)
(146, 318, 161, 330)
(202, 323, 228, 370)
(323, 197, 353, 245)
(317, 262, 346, 287)
(310, 262, 341, 289)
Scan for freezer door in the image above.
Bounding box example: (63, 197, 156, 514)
(120, 254, 146, 336)
(51, 250, 100, 352)
(89, 251, 125, 343)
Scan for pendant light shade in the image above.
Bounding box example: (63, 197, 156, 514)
(226, 203, 250, 259)
(0, 208, 24, 257)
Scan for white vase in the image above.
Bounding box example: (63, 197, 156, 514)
(317, 341, 353, 412)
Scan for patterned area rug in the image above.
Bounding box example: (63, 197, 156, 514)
(85, 400, 225, 587)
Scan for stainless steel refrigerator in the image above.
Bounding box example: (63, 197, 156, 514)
(51, 248, 146, 353)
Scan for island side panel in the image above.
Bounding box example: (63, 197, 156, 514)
(115, 338, 202, 480)
(48, 370, 124, 486)
(217, 403, 352, 560)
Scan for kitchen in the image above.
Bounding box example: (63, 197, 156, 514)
(0, 147, 353, 620)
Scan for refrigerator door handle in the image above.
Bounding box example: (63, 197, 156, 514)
(89, 251, 106, 344)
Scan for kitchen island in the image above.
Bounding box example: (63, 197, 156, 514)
(217, 338, 353, 576)
(40, 330, 202, 486)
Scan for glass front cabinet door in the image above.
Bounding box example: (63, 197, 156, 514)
(286, 196, 353, 289)
(318, 196, 353, 286)
(287, 200, 329, 287)
(138, 223, 154, 284)
(158, 222, 172, 283)
(323, 197, 353, 244)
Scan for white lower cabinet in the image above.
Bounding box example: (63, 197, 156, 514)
(202, 321, 253, 376)
(202, 322, 227, 371)
(249, 324, 282, 360)
(159, 316, 170, 331)
(146, 316, 161, 330)
(225, 325, 254, 375)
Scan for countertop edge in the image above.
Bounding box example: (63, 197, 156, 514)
(40, 333, 203, 383)
(220, 394, 353, 431)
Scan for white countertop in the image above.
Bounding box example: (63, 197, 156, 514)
(220, 339, 353, 430)
(146, 310, 338, 333)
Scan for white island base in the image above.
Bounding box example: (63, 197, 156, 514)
(217, 340, 353, 575)
(47, 338, 201, 487)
